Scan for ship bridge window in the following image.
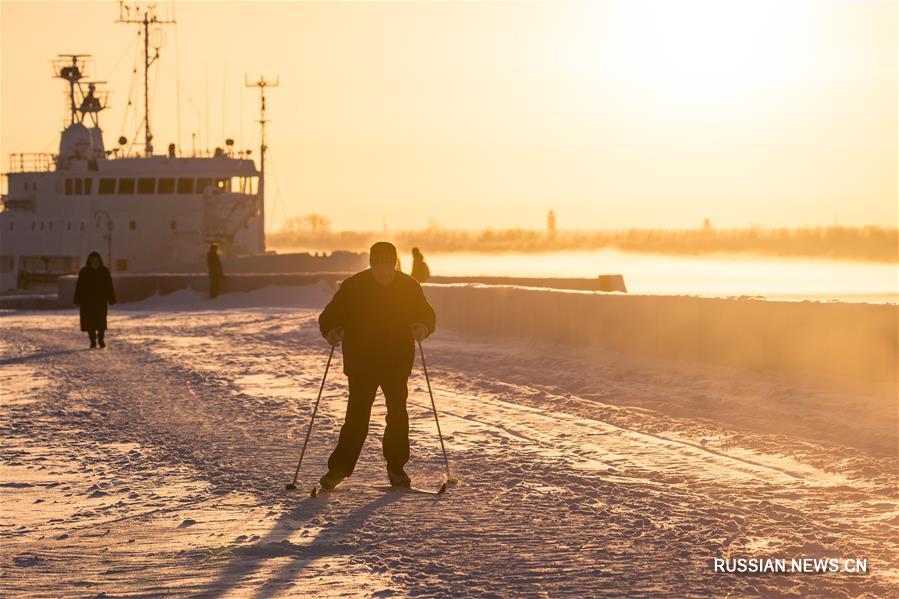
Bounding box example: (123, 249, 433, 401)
(177, 178, 194, 194)
(137, 178, 155, 194)
(215, 178, 229, 192)
(65, 179, 72, 195)
(118, 178, 135, 194)
(99, 178, 116, 194)
(230, 176, 259, 194)
(84, 178, 93, 194)
(74, 179, 83, 195)
(158, 178, 175, 194)
(196, 178, 212, 193)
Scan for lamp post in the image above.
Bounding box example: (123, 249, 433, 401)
(94, 211, 112, 267)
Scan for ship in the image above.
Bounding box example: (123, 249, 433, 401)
(1, 4, 270, 292)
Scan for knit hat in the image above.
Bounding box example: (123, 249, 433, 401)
(369, 241, 398, 266)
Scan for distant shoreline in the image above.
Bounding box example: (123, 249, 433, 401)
(268, 226, 899, 264)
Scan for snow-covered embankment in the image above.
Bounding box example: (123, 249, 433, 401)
(424, 284, 897, 385)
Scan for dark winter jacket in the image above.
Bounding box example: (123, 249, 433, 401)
(319, 269, 437, 376)
(411, 257, 430, 283)
(73, 252, 116, 332)
(207, 251, 224, 279)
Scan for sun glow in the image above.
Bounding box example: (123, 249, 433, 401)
(561, 1, 811, 115)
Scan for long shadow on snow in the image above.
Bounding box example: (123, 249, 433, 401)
(195, 490, 405, 598)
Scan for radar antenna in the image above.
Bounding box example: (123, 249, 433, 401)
(117, 1, 175, 156)
(52, 55, 109, 127)
(245, 75, 279, 230)
(52, 54, 90, 125)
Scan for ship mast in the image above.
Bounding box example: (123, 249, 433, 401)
(245, 75, 279, 231)
(116, 2, 175, 156)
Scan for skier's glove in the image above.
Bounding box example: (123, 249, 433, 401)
(411, 323, 429, 342)
(325, 328, 344, 346)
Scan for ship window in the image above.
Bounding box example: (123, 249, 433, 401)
(65, 179, 73, 195)
(74, 178, 83, 195)
(118, 178, 135, 194)
(177, 178, 194, 194)
(170, 220, 177, 231)
(8, 222, 13, 230)
(247, 176, 258, 194)
(196, 178, 212, 193)
(129, 220, 136, 231)
(84, 178, 93, 194)
(99, 178, 116, 194)
(137, 178, 155, 194)
(215, 178, 229, 192)
(158, 178, 175, 194)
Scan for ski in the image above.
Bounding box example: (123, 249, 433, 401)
(377, 482, 447, 496)
(310, 485, 336, 497)
(310, 482, 447, 497)
(406, 482, 447, 496)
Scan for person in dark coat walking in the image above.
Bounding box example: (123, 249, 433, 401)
(318, 241, 437, 490)
(73, 251, 116, 349)
(410, 247, 430, 283)
(207, 242, 224, 298)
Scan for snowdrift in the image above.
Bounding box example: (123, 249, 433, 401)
(119, 281, 336, 310)
(423, 284, 898, 385)
(57, 273, 346, 305)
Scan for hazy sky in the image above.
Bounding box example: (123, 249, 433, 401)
(1, 1, 896, 231)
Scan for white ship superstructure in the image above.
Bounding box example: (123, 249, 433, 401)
(1, 8, 267, 292)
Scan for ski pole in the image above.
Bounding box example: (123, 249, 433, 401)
(285, 344, 335, 491)
(418, 339, 457, 485)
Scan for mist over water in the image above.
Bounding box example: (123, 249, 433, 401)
(421, 250, 899, 303)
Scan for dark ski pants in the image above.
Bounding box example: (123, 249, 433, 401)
(327, 370, 410, 477)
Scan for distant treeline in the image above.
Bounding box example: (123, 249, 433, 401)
(268, 222, 898, 263)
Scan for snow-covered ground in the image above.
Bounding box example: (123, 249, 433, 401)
(1, 289, 897, 597)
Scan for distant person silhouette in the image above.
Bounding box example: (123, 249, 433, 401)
(207, 242, 224, 298)
(318, 241, 437, 490)
(73, 251, 116, 349)
(410, 247, 430, 283)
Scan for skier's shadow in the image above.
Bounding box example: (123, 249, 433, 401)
(0, 348, 85, 365)
(199, 490, 406, 598)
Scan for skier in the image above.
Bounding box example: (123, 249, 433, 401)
(207, 242, 224, 298)
(410, 246, 431, 283)
(317, 241, 437, 490)
(73, 251, 116, 349)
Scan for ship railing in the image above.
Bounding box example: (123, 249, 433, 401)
(7, 153, 56, 173)
(105, 148, 254, 160)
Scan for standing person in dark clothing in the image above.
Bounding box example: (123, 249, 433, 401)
(410, 246, 430, 283)
(207, 242, 224, 298)
(318, 241, 437, 490)
(73, 251, 116, 349)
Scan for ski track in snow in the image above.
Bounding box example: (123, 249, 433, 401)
(1, 307, 896, 597)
